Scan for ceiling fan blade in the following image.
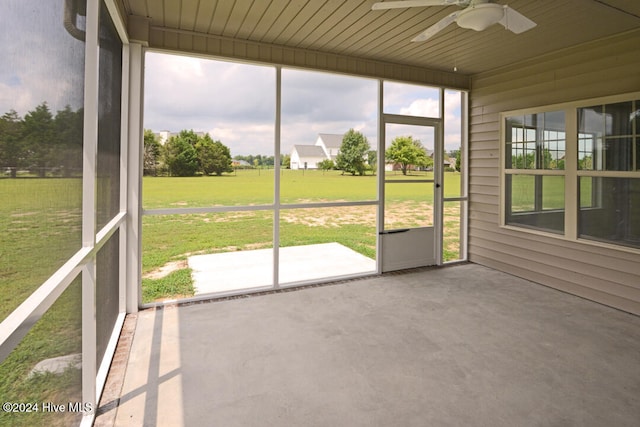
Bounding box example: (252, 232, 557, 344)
(499, 6, 537, 34)
(411, 11, 459, 42)
(372, 0, 466, 11)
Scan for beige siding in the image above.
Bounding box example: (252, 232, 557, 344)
(468, 29, 640, 315)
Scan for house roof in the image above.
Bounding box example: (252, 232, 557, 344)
(317, 134, 344, 150)
(122, 1, 640, 77)
(292, 145, 327, 158)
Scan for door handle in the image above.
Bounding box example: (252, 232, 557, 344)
(379, 229, 410, 235)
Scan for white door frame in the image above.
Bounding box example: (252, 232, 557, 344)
(378, 113, 444, 272)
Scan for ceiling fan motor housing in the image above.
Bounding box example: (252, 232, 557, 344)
(456, 3, 504, 31)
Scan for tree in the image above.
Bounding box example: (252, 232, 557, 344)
(318, 158, 335, 171)
(54, 105, 83, 177)
(143, 129, 162, 176)
(0, 110, 25, 178)
(579, 155, 592, 170)
(511, 152, 535, 169)
(336, 129, 370, 176)
(449, 149, 461, 172)
(385, 135, 429, 175)
(196, 135, 233, 176)
(164, 131, 199, 176)
(281, 154, 291, 169)
(23, 102, 55, 177)
(367, 150, 377, 175)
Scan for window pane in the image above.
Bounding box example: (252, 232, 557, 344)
(579, 177, 640, 248)
(508, 174, 535, 212)
(579, 102, 636, 171)
(636, 137, 639, 171)
(279, 206, 376, 285)
(541, 111, 566, 170)
(0, 278, 83, 426)
(0, 0, 85, 321)
(579, 105, 604, 135)
(143, 54, 275, 208)
(542, 175, 565, 210)
(97, 0, 122, 229)
(506, 175, 564, 234)
(634, 102, 640, 171)
(281, 69, 377, 202)
(580, 176, 596, 208)
(578, 134, 597, 170)
(605, 101, 633, 136)
(603, 137, 633, 171)
(506, 116, 522, 144)
(505, 112, 565, 170)
(383, 81, 440, 117)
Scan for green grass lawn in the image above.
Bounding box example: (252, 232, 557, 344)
(0, 178, 83, 426)
(0, 171, 463, 307)
(141, 170, 463, 302)
(143, 169, 462, 208)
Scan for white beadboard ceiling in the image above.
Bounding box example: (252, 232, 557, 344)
(119, 0, 640, 75)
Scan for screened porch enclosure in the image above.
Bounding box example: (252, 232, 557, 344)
(140, 56, 466, 303)
(2, 1, 639, 426)
(0, 1, 128, 426)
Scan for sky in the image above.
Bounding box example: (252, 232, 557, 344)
(0, 1, 86, 117)
(1, 3, 461, 158)
(144, 52, 463, 157)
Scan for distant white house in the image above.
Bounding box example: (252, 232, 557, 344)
(290, 145, 326, 170)
(290, 133, 344, 170)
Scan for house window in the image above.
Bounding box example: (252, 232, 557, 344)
(504, 111, 566, 234)
(577, 100, 640, 248)
(502, 95, 640, 250)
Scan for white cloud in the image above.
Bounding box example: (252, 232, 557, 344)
(144, 52, 276, 153)
(444, 91, 462, 151)
(144, 53, 463, 156)
(400, 98, 440, 117)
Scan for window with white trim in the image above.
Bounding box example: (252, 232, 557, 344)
(502, 95, 640, 250)
(577, 100, 640, 248)
(504, 111, 566, 234)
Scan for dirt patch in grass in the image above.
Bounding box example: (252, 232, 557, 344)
(143, 260, 188, 279)
(280, 201, 436, 229)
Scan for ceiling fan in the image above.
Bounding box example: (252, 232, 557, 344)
(371, 0, 536, 42)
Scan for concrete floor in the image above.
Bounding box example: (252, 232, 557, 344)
(96, 263, 640, 426)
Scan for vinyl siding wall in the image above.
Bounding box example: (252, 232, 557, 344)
(468, 29, 640, 315)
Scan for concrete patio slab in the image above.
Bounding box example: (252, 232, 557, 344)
(188, 242, 376, 295)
